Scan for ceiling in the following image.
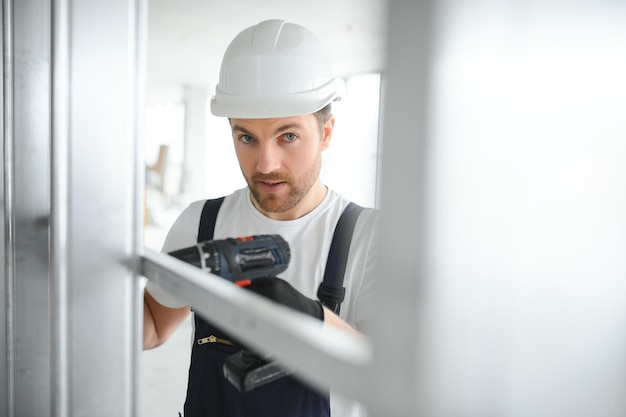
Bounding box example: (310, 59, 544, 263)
(146, 0, 389, 103)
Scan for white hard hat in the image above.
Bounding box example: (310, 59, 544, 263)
(210, 19, 341, 119)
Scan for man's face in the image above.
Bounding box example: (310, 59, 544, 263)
(230, 113, 334, 220)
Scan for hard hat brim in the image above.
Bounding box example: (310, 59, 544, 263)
(210, 79, 342, 119)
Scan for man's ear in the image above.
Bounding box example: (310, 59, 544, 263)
(320, 115, 335, 151)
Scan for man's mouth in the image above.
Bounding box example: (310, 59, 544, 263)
(256, 179, 287, 192)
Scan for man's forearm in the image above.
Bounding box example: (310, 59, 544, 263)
(143, 297, 159, 350)
(143, 289, 191, 350)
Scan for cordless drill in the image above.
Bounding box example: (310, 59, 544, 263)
(168, 234, 294, 392)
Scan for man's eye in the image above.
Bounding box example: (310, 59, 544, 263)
(283, 133, 297, 142)
(239, 134, 254, 144)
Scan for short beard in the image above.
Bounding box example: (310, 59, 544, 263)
(246, 155, 321, 215)
(247, 172, 307, 214)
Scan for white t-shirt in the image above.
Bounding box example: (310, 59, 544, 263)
(147, 187, 378, 416)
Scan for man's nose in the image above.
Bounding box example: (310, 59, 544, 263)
(256, 142, 281, 174)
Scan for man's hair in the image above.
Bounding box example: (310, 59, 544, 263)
(314, 104, 332, 130)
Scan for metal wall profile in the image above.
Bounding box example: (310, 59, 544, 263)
(3, 0, 145, 415)
(49, 0, 145, 414)
(3, 0, 52, 415)
(1, 0, 14, 413)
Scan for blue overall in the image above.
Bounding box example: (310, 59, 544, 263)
(183, 197, 363, 417)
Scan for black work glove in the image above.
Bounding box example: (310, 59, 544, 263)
(246, 277, 324, 321)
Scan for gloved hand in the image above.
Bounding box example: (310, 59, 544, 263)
(246, 278, 324, 321)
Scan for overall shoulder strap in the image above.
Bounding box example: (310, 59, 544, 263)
(317, 202, 365, 315)
(192, 198, 225, 316)
(198, 197, 225, 242)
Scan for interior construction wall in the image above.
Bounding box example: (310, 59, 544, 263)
(2, 0, 143, 415)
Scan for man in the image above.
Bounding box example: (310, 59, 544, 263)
(143, 19, 378, 417)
